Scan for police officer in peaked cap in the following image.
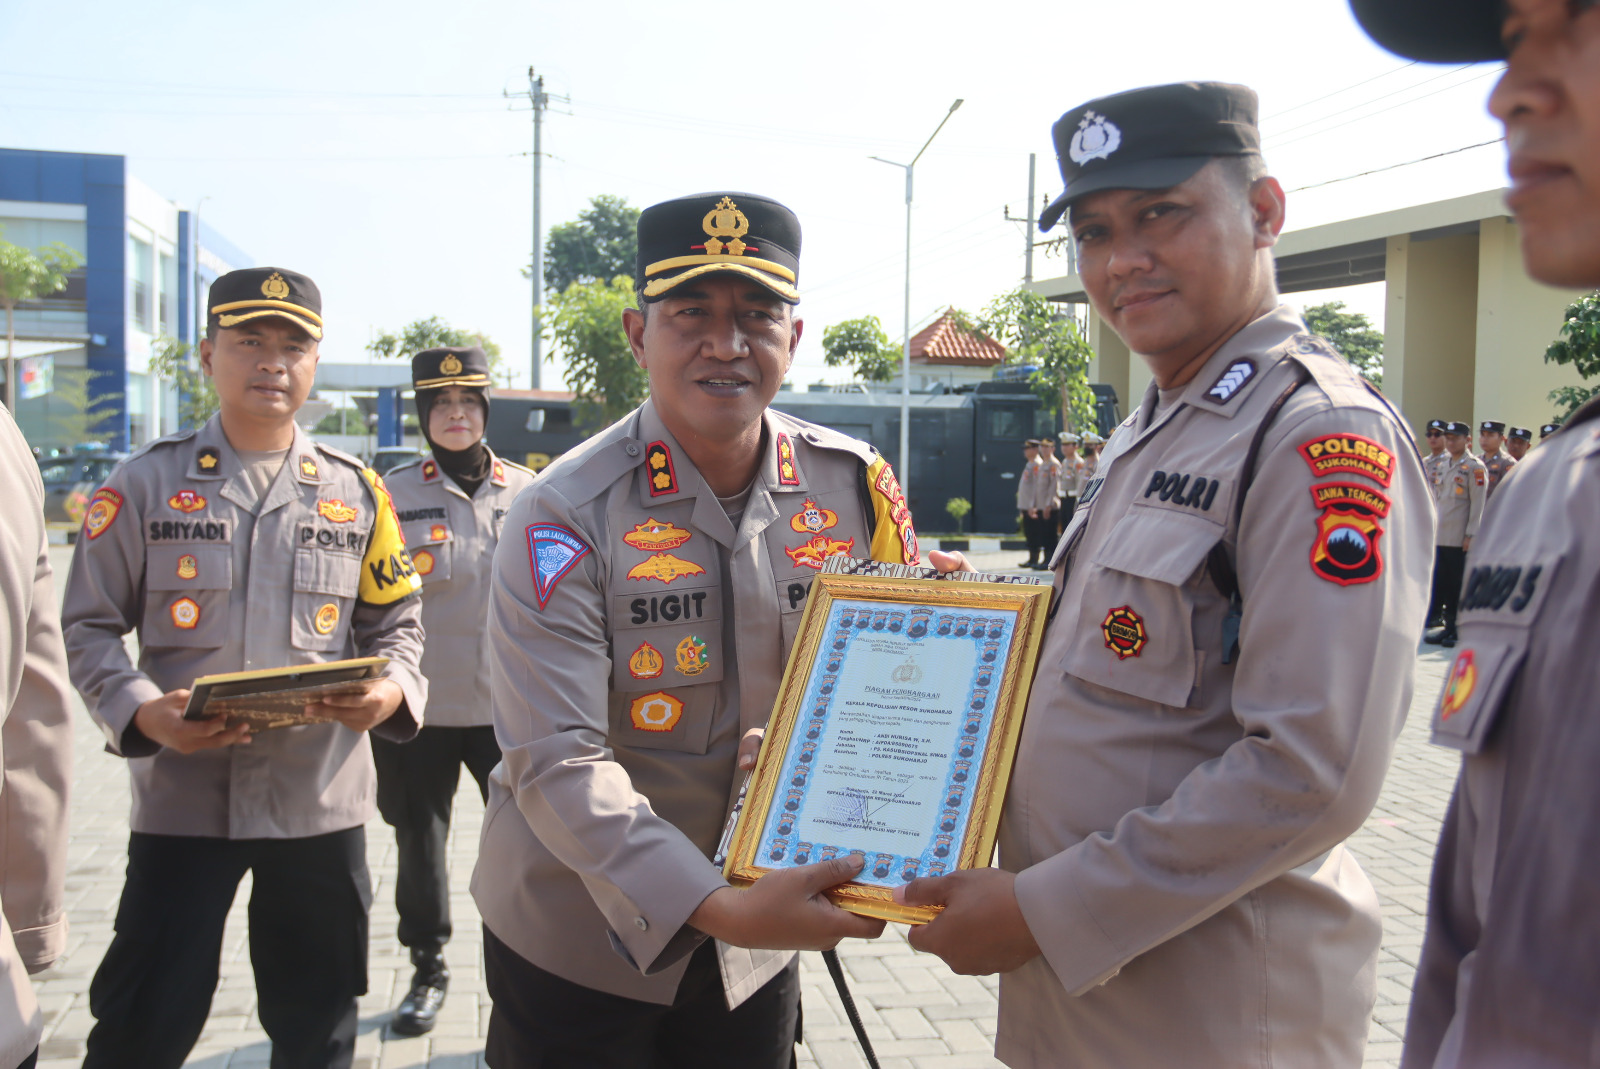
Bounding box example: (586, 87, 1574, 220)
(472, 192, 921, 1066)
(61, 267, 427, 1069)
(373, 347, 537, 1035)
(1505, 425, 1532, 461)
(1476, 419, 1517, 496)
(1351, 1, 1600, 1064)
(906, 82, 1432, 1068)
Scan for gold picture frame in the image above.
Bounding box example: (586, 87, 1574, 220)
(722, 572, 1050, 924)
(182, 656, 390, 730)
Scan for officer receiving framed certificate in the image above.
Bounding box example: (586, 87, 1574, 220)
(723, 569, 1050, 923)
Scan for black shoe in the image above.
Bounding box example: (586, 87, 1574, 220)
(1439, 633, 1457, 648)
(1019, 559, 1038, 569)
(1423, 628, 1448, 645)
(1030, 562, 1050, 570)
(391, 952, 449, 1036)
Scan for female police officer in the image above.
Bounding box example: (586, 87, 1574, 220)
(374, 347, 535, 1035)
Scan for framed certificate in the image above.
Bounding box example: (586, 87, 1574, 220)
(722, 568, 1050, 923)
(182, 656, 390, 730)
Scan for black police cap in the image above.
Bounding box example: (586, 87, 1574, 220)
(637, 193, 800, 304)
(1444, 421, 1472, 436)
(1349, 0, 1503, 63)
(1541, 422, 1561, 439)
(1508, 426, 1533, 442)
(1480, 420, 1506, 435)
(1040, 82, 1261, 232)
(413, 347, 490, 391)
(1426, 419, 1447, 433)
(208, 268, 323, 340)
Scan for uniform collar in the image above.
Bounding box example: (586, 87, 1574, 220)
(1177, 304, 1305, 420)
(192, 416, 322, 514)
(421, 445, 508, 500)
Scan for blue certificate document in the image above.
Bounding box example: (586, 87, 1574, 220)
(725, 569, 1051, 923)
(754, 600, 1014, 886)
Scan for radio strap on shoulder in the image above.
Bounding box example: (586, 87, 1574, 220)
(1210, 361, 1312, 664)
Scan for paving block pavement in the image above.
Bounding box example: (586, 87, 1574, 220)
(34, 545, 1460, 1068)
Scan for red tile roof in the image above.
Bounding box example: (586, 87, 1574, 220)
(909, 310, 1006, 366)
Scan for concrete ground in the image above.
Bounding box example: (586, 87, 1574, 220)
(32, 545, 1457, 1068)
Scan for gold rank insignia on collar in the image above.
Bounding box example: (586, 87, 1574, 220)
(421, 458, 440, 482)
(196, 447, 221, 472)
(645, 441, 678, 497)
(492, 459, 507, 486)
(776, 432, 800, 486)
(299, 454, 319, 480)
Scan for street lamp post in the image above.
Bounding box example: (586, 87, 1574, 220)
(872, 98, 963, 511)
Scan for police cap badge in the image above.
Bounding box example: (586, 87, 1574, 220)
(208, 268, 323, 340)
(637, 192, 801, 303)
(1040, 82, 1261, 232)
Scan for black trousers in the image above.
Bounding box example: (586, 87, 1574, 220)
(14, 1048, 36, 1069)
(372, 725, 500, 954)
(1058, 495, 1077, 532)
(482, 926, 801, 1069)
(84, 828, 370, 1069)
(1433, 545, 1468, 634)
(1021, 510, 1057, 560)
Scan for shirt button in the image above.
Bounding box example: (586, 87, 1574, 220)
(625, 444, 640, 457)
(634, 917, 648, 931)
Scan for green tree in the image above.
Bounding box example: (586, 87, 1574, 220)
(1544, 290, 1600, 419)
(1303, 301, 1384, 387)
(313, 406, 368, 435)
(821, 316, 899, 383)
(0, 228, 85, 411)
(147, 336, 220, 429)
(366, 316, 510, 386)
(546, 275, 645, 427)
(961, 289, 1096, 431)
(536, 195, 640, 294)
(32, 366, 121, 451)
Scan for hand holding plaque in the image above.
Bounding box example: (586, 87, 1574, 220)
(722, 561, 1049, 924)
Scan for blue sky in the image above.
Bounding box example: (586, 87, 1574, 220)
(0, 0, 1508, 390)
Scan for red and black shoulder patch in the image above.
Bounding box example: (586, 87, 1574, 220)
(1309, 481, 1391, 586)
(645, 441, 678, 496)
(1297, 433, 1395, 488)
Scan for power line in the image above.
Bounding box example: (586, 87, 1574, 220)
(1288, 138, 1504, 192)
(1264, 62, 1481, 144)
(1261, 60, 1419, 121)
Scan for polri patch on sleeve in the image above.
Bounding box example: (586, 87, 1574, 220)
(83, 487, 123, 540)
(527, 523, 592, 609)
(1296, 433, 1396, 487)
(645, 441, 678, 497)
(1309, 482, 1390, 586)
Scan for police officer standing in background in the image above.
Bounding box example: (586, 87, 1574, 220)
(1352, 1, 1600, 1063)
(472, 192, 918, 1067)
(1015, 439, 1042, 567)
(1476, 420, 1516, 496)
(1423, 418, 1449, 488)
(1539, 421, 1560, 446)
(1056, 431, 1085, 531)
(1505, 425, 1532, 461)
(1425, 421, 1485, 648)
(61, 268, 427, 1069)
(374, 347, 536, 1036)
(903, 82, 1431, 1068)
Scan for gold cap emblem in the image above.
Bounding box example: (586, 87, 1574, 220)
(701, 196, 750, 257)
(439, 353, 463, 376)
(261, 272, 290, 300)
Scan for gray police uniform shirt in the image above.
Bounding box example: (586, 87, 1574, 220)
(1434, 453, 1487, 547)
(1479, 450, 1515, 498)
(1405, 403, 1600, 1068)
(471, 400, 918, 1008)
(1423, 450, 1449, 495)
(994, 307, 1433, 1069)
(60, 416, 427, 840)
(384, 447, 536, 728)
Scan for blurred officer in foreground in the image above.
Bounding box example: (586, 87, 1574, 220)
(1425, 422, 1485, 647)
(1476, 420, 1516, 495)
(1353, 0, 1600, 1064)
(1505, 425, 1532, 460)
(472, 192, 920, 1067)
(62, 268, 427, 1069)
(0, 408, 73, 1069)
(902, 82, 1432, 1068)
(374, 347, 536, 1035)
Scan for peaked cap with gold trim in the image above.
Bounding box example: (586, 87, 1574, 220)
(637, 192, 801, 303)
(208, 267, 323, 340)
(413, 346, 491, 390)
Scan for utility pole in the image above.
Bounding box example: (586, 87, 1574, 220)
(1002, 154, 1038, 283)
(527, 68, 548, 390)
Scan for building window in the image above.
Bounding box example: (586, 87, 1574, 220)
(159, 251, 177, 335)
(130, 235, 153, 333)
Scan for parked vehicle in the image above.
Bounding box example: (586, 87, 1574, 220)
(37, 450, 128, 524)
(369, 446, 426, 476)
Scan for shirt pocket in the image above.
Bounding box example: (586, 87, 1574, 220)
(401, 522, 452, 586)
(1063, 507, 1220, 709)
(143, 545, 233, 649)
(607, 684, 718, 755)
(292, 548, 363, 651)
